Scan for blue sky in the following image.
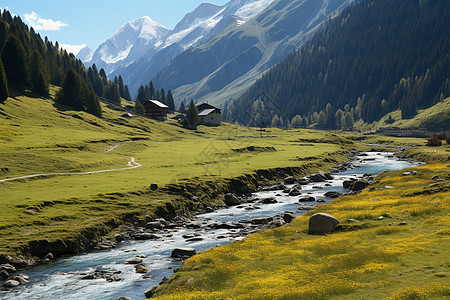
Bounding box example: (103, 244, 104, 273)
(1, 0, 229, 52)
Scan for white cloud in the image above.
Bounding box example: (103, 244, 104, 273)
(23, 11, 68, 31)
(60, 44, 87, 56)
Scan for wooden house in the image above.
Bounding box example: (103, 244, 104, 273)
(197, 103, 221, 126)
(143, 100, 169, 121)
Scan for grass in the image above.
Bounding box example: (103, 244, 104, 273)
(149, 161, 450, 299)
(377, 97, 450, 131)
(0, 87, 360, 260)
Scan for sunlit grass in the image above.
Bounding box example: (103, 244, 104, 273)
(151, 162, 450, 299)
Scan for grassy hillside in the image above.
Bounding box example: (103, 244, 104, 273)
(376, 97, 450, 131)
(0, 88, 361, 260)
(150, 161, 450, 299)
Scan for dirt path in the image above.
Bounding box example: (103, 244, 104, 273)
(0, 158, 143, 183)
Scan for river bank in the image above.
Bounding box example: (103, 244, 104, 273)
(148, 155, 449, 300)
(0, 151, 422, 299)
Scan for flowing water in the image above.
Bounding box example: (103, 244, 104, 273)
(0, 152, 418, 300)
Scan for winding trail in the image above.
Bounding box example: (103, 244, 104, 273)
(0, 158, 143, 183)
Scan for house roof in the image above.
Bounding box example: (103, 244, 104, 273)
(197, 103, 220, 111)
(146, 100, 168, 108)
(199, 108, 220, 116)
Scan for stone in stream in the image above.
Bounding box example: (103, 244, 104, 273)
(186, 237, 204, 242)
(0, 263, 16, 273)
(118, 297, 134, 300)
(144, 286, 159, 298)
(343, 180, 354, 189)
(289, 188, 302, 196)
(284, 176, 297, 184)
(224, 193, 241, 206)
(324, 191, 341, 198)
(297, 178, 310, 185)
(125, 257, 142, 264)
(309, 213, 340, 234)
(134, 233, 159, 240)
(146, 221, 163, 230)
(171, 248, 197, 258)
(352, 179, 370, 192)
(134, 264, 148, 274)
(283, 213, 296, 223)
(3, 279, 20, 288)
(43, 252, 53, 261)
(261, 197, 278, 204)
(299, 196, 315, 202)
(0, 270, 9, 279)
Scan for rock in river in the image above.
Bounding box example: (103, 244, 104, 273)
(324, 191, 341, 198)
(224, 193, 241, 206)
(171, 248, 197, 258)
(283, 213, 296, 223)
(3, 279, 20, 288)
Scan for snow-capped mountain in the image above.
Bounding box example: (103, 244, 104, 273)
(82, 0, 277, 95)
(152, 0, 357, 106)
(76, 46, 94, 62)
(82, 16, 169, 74)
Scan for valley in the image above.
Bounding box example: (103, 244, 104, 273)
(0, 0, 449, 299)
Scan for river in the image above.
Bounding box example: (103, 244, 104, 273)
(0, 152, 418, 300)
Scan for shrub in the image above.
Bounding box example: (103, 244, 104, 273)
(427, 133, 446, 146)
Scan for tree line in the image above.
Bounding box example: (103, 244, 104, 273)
(134, 81, 175, 115)
(0, 9, 135, 118)
(224, 0, 450, 129)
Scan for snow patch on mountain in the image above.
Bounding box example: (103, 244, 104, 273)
(235, 0, 276, 23)
(162, 7, 226, 49)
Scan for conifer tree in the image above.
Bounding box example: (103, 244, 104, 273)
(166, 90, 175, 111)
(318, 111, 326, 128)
(0, 59, 8, 103)
(118, 75, 125, 98)
(271, 114, 279, 128)
(57, 68, 84, 110)
(183, 99, 199, 130)
(124, 85, 132, 101)
(135, 99, 145, 115)
(86, 87, 102, 117)
(104, 82, 120, 104)
(136, 86, 147, 104)
(178, 101, 186, 112)
(160, 88, 166, 104)
(1, 35, 28, 87)
(149, 81, 155, 99)
(30, 49, 49, 97)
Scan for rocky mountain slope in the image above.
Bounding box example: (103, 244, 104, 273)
(152, 0, 356, 106)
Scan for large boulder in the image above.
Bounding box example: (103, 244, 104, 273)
(0, 270, 9, 279)
(308, 213, 340, 234)
(150, 183, 158, 191)
(224, 193, 241, 206)
(171, 247, 197, 258)
(352, 179, 370, 192)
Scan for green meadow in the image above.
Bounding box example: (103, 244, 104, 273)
(150, 155, 450, 300)
(0, 88, 356, 260)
